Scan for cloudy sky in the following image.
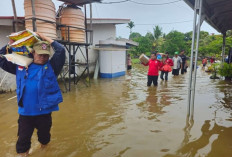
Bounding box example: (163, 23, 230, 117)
(1, 0, 219, 38)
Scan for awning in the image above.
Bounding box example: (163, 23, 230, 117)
(184, 0, 232, 34)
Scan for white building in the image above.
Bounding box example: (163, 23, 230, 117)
(0, 16, 130, 92)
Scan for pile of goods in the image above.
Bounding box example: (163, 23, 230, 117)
(157, 53, 165, 60)
(161, 64, 172, 72)
(4, 30, 40, 67)
(139, 54, 149, 64)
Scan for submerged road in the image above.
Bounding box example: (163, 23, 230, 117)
(0, 65, 231, 157)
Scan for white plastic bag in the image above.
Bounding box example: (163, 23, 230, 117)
(4, 53, 33, 67)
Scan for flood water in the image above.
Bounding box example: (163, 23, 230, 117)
(0, 65, 231, 157)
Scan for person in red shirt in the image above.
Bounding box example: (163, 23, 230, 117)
(210, 57, 215, 63)
(160, 52, 173, 81)
(202, 57, 208, 67)
(142, 53, 163, 86)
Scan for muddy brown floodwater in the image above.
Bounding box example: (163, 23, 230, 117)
(0, 65, 231, 157)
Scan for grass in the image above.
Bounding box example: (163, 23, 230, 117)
(132, 58, 141, 64)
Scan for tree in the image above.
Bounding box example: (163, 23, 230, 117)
(145, 32, 154, 41)
(184, 31, 192, 41)
(129, 32, 142, 40)
(153, 25, 162, 40)
(163, 33, 166, 39)
(200, 31, 209, 39)
(152, 25, 163, 51)
(142, 26, 163, 51)
(129, 29, 229, 59)
(160, 30, 187, 55)
(198, 35, 232, 57)
(132, 36, 153, 56)
(127, 21, 135, 35)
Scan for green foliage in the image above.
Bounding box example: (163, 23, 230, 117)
(129, 26, 232, 60)
(160, 30, 187, 55)
(132, 36, 153, 56)
(131, 58, 141, 64)
(209, 63, 221, 79)
(127, 21, 135, 34)
(219, 63, 232, 77)
(129, 32, 142, 40)
(145, 32, 154, 41)
(207, 64, 214, 72)
(199, 35, 232, 57)
(144, 52, 152, 57)
(153, 25, 162, 40)
(226, 30, 232, 37)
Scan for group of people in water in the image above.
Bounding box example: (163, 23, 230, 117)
(127, 50, 188, 86)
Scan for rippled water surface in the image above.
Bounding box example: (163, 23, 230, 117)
(0, 65, 231, 157)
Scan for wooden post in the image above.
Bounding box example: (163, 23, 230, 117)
(84, 5, 90, 86)
(31, 0, 37, 32)
(90, 3, 93, 44)
(11, 0, 18, 32)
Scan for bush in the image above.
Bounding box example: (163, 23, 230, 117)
(209, 63, 220, 79)
(218, 63, 232, 78)
(206, 63, 219, 72)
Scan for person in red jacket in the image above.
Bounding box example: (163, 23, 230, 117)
(160, 52, 173, 81)
(210, 56, 215, 63)
(142, 53, 163, 86)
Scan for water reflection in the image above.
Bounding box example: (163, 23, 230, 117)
(216, 81, 232, 109)
(164, 117, 232, 157)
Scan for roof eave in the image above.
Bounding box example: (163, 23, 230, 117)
(183, 0, 222, 34)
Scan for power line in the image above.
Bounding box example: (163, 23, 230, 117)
(129, 0, 182, 5)
(135, 20, 192, 25)
(101, 0, 183, 5)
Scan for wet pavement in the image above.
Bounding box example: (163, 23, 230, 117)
(0, 65, 231, 157)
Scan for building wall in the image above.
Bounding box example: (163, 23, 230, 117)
(87, 24, 116, 68)
(0, 24, 116, 92)
(63, 24, 116, 78)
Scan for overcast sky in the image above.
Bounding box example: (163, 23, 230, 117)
(0, 0, 219, 38)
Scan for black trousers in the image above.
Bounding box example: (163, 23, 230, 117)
(147, 75, 158, 86)
(172, 69, 180, 76)
(181, 68, 187, 74)
(181, 63, 187, 74)
(16, 113, 52, 153)
(160, 71, 168, 81)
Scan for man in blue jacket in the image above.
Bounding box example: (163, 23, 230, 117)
(0, 33, 65, 156)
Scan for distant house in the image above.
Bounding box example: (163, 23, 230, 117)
(0, 16, 130, 92)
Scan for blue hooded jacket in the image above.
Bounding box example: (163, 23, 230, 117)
(0, 41, 65, 116)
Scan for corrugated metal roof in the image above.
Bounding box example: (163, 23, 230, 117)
(58, 0, 101, 5)
(184, 0, 232, 34)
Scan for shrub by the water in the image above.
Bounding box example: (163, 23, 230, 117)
(219, 63, 232, 79)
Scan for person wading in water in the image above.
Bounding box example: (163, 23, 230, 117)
(142, 53, 163, 86)
(160, 52, 173, 81)
(179, 50, 187, 74)
(0, 33, 65, 157)
(172, 51, 182, 76)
